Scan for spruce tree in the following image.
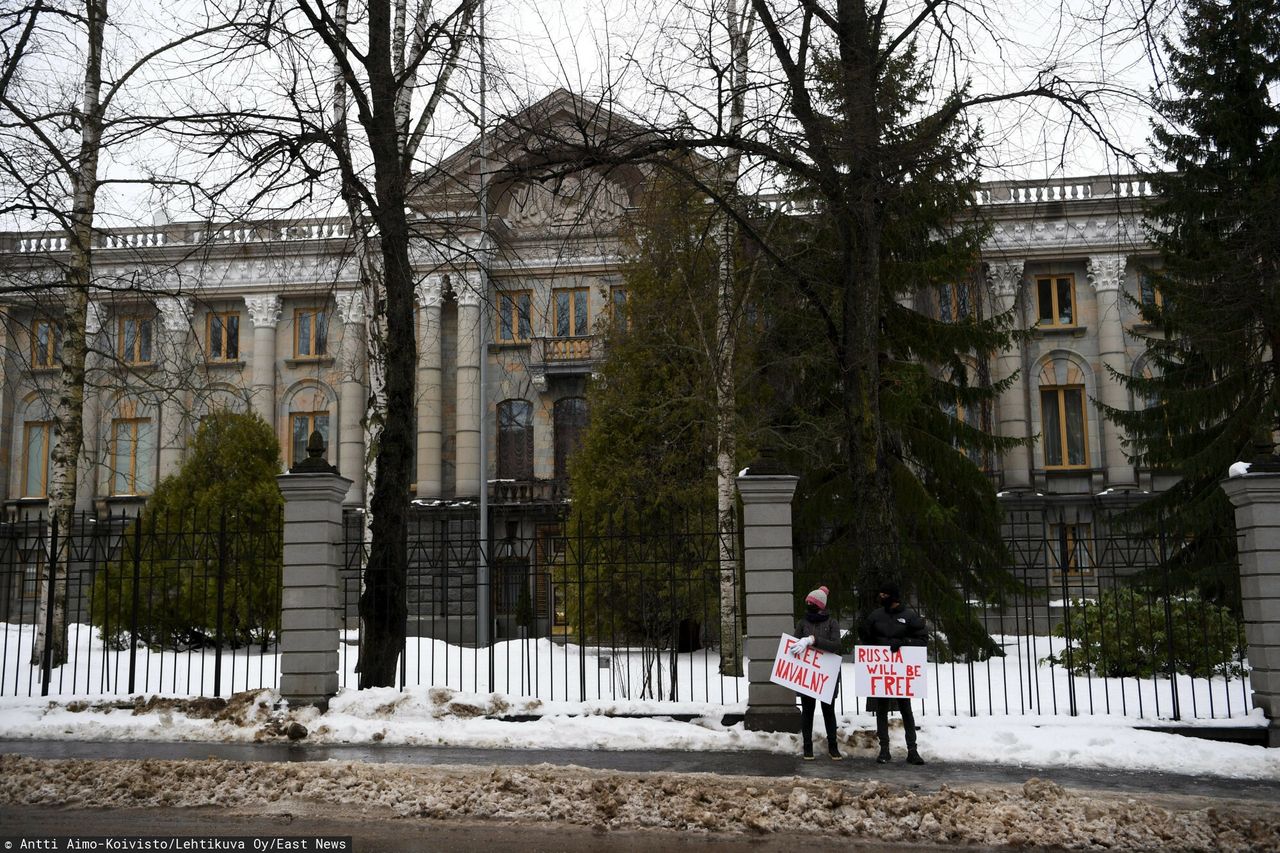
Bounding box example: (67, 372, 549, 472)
(1105, 0, 1280, 607)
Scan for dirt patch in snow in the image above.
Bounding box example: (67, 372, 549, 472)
(0, 754, 1276, 850)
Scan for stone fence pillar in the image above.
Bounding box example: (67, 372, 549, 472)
(1221, 466, 1280, 748)
(277, 433, 351, 709)
(737, 462, 800, 732)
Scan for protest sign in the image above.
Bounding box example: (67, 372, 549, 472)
(769, 633, 842, 703)
(852, 645, 929, 699)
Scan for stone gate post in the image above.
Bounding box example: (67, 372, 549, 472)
(276, 432, 351, 709)
(1221, 460, 1280, 748)
(737, 460, 800, 732)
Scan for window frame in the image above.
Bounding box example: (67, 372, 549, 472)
(288, 410, 331, 468)
(496, 290, 532, 343)
(496, 399, 535, 480)
(206, 310, 241, 362)
(1050, 522, 1094, 575)
(31, 319, 59, 368)
(22, 420, 56, 498)
(609, 286, 628, 331)
(117, 315, 154, 365)
(938, 281, 974, 323)
(552, 287, 590, 338)
(293, 307, 329, 358)
(1035, 274, 1077, 328)
(1040, 384, 1090, 470)
(110, 416, 154, 495)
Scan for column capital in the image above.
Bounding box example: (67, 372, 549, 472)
(84, 301, 106, 336)
(452, 272, 482, 308)
(156, 296, 193, 334)
(415, 276, 444, 308)
(1087, 254, 1128, 293)
(335, 289, 364, 325)
(986, 259, 1025, 298)
(244, 294, 282, 328)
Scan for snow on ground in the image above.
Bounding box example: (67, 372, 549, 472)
(2, 753, 1279, 851)
(1, 684, 1278, 782)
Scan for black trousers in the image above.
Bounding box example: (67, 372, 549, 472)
(800, 694, 839, 753)
(874, 698, 917, 748)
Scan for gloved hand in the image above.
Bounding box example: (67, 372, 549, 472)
(790, 635, 815, 657)
(889, 639, 903, 653)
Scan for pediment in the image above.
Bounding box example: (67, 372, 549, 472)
(408, 89, 651, 234)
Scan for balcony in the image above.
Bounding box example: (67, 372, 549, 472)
(529, 335, 600, 390)
(489, 478, 569, 505)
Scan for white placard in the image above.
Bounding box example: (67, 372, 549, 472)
(852, 645, 929, 699)
(769, 633, 842, 703)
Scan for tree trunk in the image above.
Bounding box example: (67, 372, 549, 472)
(32, 0, 106, 669)
(356, 0, 417, 688)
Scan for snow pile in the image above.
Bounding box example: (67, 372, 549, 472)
(1, 754, 1277, 850)
(2, 688, 1279, 781)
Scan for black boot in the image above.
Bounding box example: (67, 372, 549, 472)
(876, 744, 891, 764)
(906, 747, 925, 765)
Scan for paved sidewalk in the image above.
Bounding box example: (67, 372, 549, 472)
(1, 739, 1275, 803)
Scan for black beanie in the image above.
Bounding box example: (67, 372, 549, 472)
(877, 582, 900, 602)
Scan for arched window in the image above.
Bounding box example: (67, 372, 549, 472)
(284, 382, 336, 468)
(553, 397, 589, 481)
(1038, 359, 1089, 469)
(497, 399, 534, 479)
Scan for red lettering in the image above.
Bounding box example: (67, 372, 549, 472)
(906, 665, 921, 677)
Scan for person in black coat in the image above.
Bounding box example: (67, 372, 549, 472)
(791, 585, 843, 760)
(858, 581, 928, 765)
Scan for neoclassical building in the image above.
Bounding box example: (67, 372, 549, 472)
(0, 94, 1163, 579)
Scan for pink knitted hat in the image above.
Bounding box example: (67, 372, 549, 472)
(805, 585, 829, 610)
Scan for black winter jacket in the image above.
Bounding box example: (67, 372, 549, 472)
(794, 615, 842, 654)
(858, 603, 929, 648)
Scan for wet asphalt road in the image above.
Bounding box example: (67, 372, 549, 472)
(1, 738, 1275, 803)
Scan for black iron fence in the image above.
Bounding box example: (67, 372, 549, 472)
(0, 510, 282, 697)
(341, 504, 745, 704)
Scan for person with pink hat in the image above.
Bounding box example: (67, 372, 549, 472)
(789, 584, 843, 760)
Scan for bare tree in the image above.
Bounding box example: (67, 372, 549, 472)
(0, 0, 239, 667)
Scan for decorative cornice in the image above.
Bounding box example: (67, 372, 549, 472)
(244, 294, 282, 328)
(986, 260, 1025, 298)
(985, 216, 1145, 254)
(335, 289, 364, 325)
(156, 296, 193, 333)
(1087, 254, 1128, 293)
(415, 276, 444, 308)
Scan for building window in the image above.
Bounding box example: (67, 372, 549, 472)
(497, 291, 532, 343)
(294, 308, 328, 358)
(1140, 276, 1164, 310)
(1040, 385, 1088, 469)
(118, 315, 153, 365)
(1050, 523, 1094, 574)
(497, 399, 534, 480)
(111, 417, 155, 495)
(1036, 275, 1076, 327)
(553, 288, 589, 337)
(942, 400, 992, 470)
(553, 397, 589, 481)
(289, 411, 330, 468)
(207, 311, 240, 361)
(610, 286, 628, 331)
(22, 421, 56, 498)
(938, 282, 973, 323)
(31, 320, 59, 368)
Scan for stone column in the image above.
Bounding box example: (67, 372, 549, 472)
(335, 290, 366, 505)
(1221, 465, 1280, 748)
(277, 439, 351, 709)
(156, 296, 193, 482)
(454, 274, 482, 499)
(416, 276, 444, 498)
(737, 462, 801, 732)
(1088, 254, 1136, 487)
(988, 260, 1031, 489)
(244, 295, 281, 432)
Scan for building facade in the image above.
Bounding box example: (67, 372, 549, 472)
(0, 95, 1169, 631)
